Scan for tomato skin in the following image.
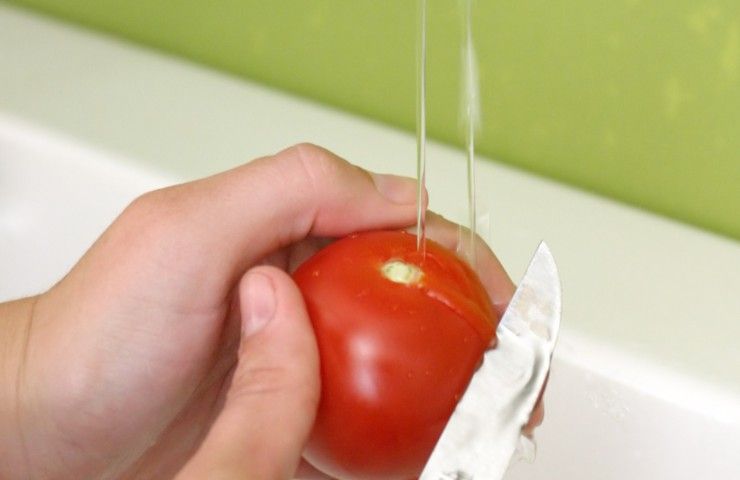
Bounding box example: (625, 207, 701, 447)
(294, 230, 498, 480)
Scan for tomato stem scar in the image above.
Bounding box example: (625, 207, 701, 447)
(381, 260, 423, 285)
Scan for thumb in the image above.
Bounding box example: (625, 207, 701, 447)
(179, 266, 320, 480)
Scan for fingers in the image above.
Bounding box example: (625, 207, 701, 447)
(177, 266, 320, 480)
(523, 399, 545, 437)
(124, 144, 419, 304)
(418, 212, 515, 317)
(523, 373, 549, 437)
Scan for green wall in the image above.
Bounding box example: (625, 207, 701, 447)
(6, 0, 740, 239)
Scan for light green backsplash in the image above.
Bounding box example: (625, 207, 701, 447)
(6, 0, 739, 238)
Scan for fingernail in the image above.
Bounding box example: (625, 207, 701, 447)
(371, 173, 418, 205)
(242, 273, 276, 337)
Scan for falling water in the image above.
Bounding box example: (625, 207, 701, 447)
(461, 0, 481, 267)
(415, 0, 428, 255)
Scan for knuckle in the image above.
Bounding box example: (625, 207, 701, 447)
(283, 143, 346, 186)
(230, 363, 319, 409)
(124, 188, 168, 220)
(231, 365, 290, 397)
(112, 187, 189, 257)
(122, 186, 182, 229)
(287, 141, 325, 159)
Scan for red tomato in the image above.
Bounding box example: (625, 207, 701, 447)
(293, 230, 499, 479)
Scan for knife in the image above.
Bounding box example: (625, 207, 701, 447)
(420, 241, 562, 480)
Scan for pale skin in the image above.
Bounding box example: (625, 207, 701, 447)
(0, 144, 543, 479)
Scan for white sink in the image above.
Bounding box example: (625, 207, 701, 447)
(0, 114, 170, 300)
(1, 4, 739, 479)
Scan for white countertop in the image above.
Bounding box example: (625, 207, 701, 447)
(2, 1, 739, 402)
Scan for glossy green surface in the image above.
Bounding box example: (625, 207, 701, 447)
(6, 0, 740, 238)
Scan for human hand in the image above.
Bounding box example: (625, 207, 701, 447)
(0, 144, 540, 479)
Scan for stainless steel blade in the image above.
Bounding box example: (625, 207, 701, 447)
(420, 241, 562, 480)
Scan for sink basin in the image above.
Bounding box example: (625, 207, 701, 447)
(1, 4, 739, 478)
(0, 114, 171, 300)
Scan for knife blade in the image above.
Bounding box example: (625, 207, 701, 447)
(420, 241, 562, 480)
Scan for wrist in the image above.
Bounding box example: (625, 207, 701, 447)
(0, 296, 38, 478)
